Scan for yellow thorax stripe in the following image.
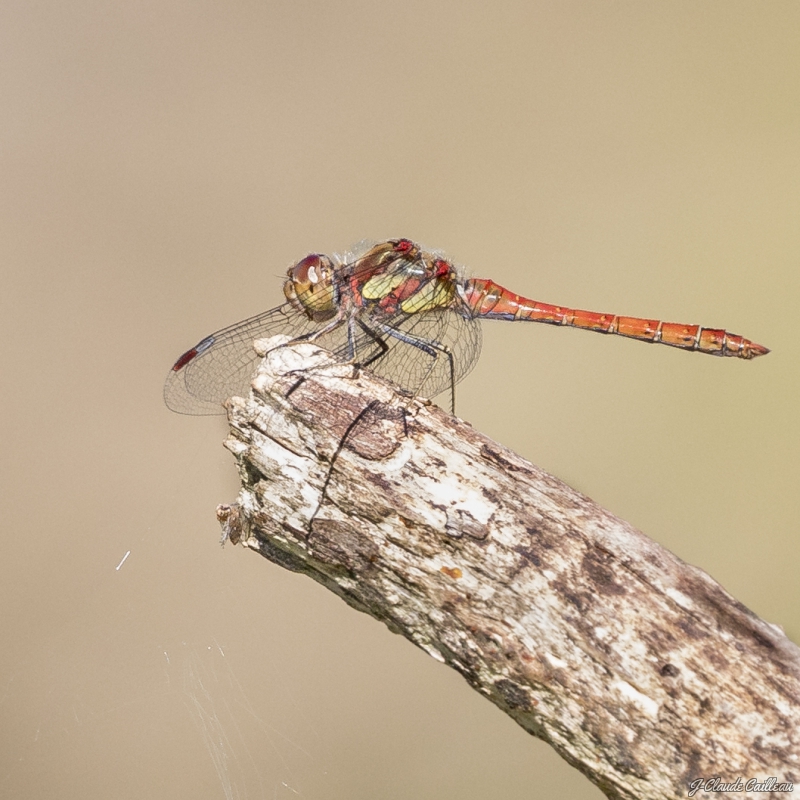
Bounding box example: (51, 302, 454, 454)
(401, 279, 454, 314)
(361, 270, 407, 300)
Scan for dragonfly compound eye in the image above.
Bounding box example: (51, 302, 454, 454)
(284, 254, 336, 320)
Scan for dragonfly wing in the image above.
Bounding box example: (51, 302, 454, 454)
(348, 308, 482, 402)
(166, 302, 481, 415)
(164, 303, 320, 415)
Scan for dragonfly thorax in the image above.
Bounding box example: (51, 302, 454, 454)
(284, 253, 337, 321)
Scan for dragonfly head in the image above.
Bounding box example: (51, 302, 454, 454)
(284, 253, 336, 321)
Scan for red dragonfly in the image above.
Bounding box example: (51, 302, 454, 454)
(165, 238, 769, 415)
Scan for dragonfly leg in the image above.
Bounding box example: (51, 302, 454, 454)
(301, 312, 346, 344)
(271, 312, 388, 399)
(263, 313, 351, 400)
(252, 311, 347, 363)
(354, 317, 390, 368)
(372, 321, 457, 413)
(346, 315, 358, 361)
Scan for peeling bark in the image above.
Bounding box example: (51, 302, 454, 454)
(219, 335, 800, 800)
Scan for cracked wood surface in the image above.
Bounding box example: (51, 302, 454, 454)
(219, 335, 800, 800)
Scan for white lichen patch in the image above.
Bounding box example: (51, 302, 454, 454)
(544, 652, 568, 670)
(415, 467, 496, 525)
(612, 680, 659, 718)
(665, 587, 694, 610)
(252, 337, 355, 389)
(610, 627, 651, 662)
(248, 441, 324, 527)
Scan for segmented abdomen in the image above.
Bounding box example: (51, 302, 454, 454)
(460, 279, 769, 359)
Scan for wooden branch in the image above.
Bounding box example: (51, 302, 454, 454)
(219, 335, 800, 800)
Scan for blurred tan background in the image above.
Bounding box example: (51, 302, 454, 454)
(2, 1, 798, 798)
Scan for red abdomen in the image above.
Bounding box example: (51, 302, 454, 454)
(460, 279, 769, 359)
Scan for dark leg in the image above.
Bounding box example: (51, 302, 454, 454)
(272, 314, 347, 398)
(370, 321, 457, 413)
(354, 317, 390, 368)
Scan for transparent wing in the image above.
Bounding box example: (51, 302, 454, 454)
(349, 306, 483, 406)
(164, 303, 323, 415)
(165, 301, 482, 415)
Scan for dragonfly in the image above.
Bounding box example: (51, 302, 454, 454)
(165, 238, 769, 415)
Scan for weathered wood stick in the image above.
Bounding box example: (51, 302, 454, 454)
(219, 335, 800, 800)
